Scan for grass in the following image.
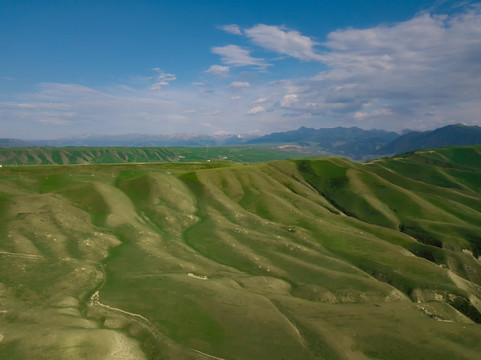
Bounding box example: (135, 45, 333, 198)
(0, 145, 310, 166)
(1, 146, 481, 359)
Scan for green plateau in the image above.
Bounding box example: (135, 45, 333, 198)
(1, 145, 481, 359)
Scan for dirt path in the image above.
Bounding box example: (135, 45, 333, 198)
(191, 349, 228, 360)
(0, 250, 45, 260)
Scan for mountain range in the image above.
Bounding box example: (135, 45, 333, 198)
(246, 126, 399, 159)
(376, 123, 481, 155)
(2, 123, 481, 161)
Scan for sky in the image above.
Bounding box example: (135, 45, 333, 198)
(1, 0, 481, 139)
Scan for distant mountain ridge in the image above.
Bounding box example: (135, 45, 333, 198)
(3, 123, 481, 160)
(32, 133, 255, 147)
(246, 126, 400, 159)
(0, 138, 35, 147)
(378, 124, 481, 154)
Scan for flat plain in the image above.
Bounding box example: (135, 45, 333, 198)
(1, 145, 481, 359)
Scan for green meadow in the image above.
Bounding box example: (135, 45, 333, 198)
(0, 146, 309, 165)
(1, 145, 481, 359)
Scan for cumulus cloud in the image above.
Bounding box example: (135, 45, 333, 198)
(248, 106, 265, 115)
(244, 24, 323, 61)
(211, 45, 269, 67)
(219, 24, 243, 35)
(280, 94, 298, 107)
(230, 81, 250, 88)
(269, 6, 481, 129)
(205, 65, 230, 77)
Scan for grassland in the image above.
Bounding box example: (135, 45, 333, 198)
(0, 146, 309, 165)
(1, 145, 481, 359)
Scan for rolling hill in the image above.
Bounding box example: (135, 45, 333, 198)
(0, 146, 308, 166)
(7, 124, 481, 162)
(1, 145, 481, 359)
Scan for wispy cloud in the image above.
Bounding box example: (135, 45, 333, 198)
(211, 45, 269, 68)
(244, 24, 323, 61)
(219, 24, 243, 35)
(248, 106, 265, 115)
(205, 109, 221, 116)
(150, 68, 176, 90)
(230, 81, 250, 88)
(205, 64, 230, 77)
(254, 97, 267, 104)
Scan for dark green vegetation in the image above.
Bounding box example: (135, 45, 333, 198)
(0, 146, 308, 165)
(1, 145, 481, 359)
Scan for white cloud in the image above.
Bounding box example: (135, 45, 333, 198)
(219, 24, 243, 35)
(254, 97, 267, 104)
(3, 5, 481, 138)
(280, 94, 298, 107)
(354, 110, 392, 120)
(0, 82, 184, 138)
(230, 81, 250, 88)
(205, 64, 230, 77)
(248, 106, 265, 115)
(192, 82, 206, 86)
(165, 114, 189, 122)
(205, 110, 221, 116)
(265, 6, 481, 130)
(214, 129, 232, 135)
(211, 45, 268, 67)
(150, 69, 176, 90)
(244, 24, 323, 61)
(37, 118, 73, 125)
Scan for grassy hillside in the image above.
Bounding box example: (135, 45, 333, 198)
(0, 146, 308, 165)
(1, 146, 481, 359)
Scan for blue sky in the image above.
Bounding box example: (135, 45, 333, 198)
(1, 0, 481, 139)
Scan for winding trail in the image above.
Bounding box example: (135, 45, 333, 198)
(86, 263, 231, 360)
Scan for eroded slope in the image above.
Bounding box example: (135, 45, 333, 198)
(1, 148, 481, 359)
